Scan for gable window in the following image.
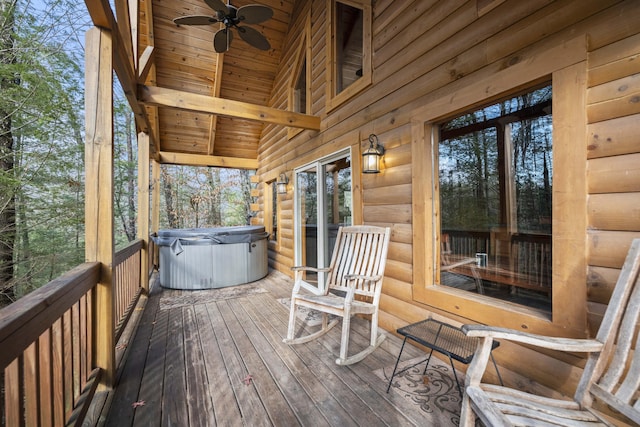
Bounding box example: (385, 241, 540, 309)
(294, 61, 307, 114)
(326, 0, 372, 111)
(288, 8, 311, 139)
(438, 85, 553, 312)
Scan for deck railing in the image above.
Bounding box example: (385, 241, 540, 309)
(113, 239, 143, 342)
(0, 240, 147, 426)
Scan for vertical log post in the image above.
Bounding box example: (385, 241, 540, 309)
(137, 132, 150, 291)
(151, 159, 161, 268)
(151, 159, 160, 234)
(85, 26, 115, 389)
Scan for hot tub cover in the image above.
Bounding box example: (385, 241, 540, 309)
(153, 226, 269, 255)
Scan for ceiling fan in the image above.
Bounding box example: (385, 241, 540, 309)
(173, 0, 273, 53)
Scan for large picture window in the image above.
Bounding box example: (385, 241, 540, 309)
(438, 85, 553, 311)
(411, 47, 587, 335)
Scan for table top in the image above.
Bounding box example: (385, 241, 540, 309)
(397, 318, 499, 364)
(443, 253, 551, 293)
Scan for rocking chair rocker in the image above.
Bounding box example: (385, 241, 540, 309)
(283, 225, 391, 365)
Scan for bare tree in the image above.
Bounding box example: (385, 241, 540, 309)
(0, 0, 18, 304)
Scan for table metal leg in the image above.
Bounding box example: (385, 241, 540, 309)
(422, 347, 435, 375)
(446, 356, 464, 399)
(490, 353, 503, 386)
(386, 337, 408, 393)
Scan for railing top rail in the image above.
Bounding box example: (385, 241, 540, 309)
(0, 262, 101, 369)
(114, 238, 144, 265)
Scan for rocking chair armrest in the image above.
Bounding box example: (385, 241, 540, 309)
(343, 274, 382, 282)
(342, 274, 382, 302)
(291, 266, 332, 273)
(462, 324, 604, 353)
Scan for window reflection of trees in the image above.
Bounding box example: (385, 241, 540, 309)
(440, 86, 552, 234)
(438, 85, 553, 311)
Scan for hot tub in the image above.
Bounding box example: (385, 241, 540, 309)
(154, 226, 269, 290)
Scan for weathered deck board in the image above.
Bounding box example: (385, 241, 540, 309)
(103, 271, 446, 426)
(251, 294, 433, 427)
(162, 306, 188, 425)
(192, 303, 243, 426)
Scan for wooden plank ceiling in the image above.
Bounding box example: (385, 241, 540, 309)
(74, 0, 321, 169)
(141, 0, 297, 165)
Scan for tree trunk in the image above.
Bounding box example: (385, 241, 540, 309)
(240, 170, 253, 225)
(0, 0, 17, 305)
(161, 165, 179, 228)
(14, 134, 33, 291)
(125, 112, 136, 240)
(207, 168, 222, 226)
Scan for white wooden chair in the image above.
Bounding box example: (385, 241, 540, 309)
(460, 238, 640, 427)
(283, 225, 391, 365)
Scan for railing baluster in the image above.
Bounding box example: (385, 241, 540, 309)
(4, 358, 22, 426)
(24, 342, 38, 426)
(52, 318, 64, 427)
(39, 329, 53, 427)
(0, 240, 145, 426)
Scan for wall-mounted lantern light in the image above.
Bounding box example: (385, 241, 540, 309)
(362, 134, 385, 174)
(276, 172, 289, 194)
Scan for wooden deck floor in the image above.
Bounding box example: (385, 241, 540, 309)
(98, 270, 458, 426)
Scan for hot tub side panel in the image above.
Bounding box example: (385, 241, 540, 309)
(159, 243, 214, 290)
(157, 227, 268, 289)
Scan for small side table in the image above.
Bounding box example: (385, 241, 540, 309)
(386, 318, 502, 398)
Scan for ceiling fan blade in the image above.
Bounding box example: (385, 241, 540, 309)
(236, 4, 273, 24)
(213, 28, 232, 53)
(237, 25, 270, 51)
(173, 15, 218, 26)
(204, 0, 229, 16)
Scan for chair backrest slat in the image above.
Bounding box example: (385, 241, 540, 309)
(577, 239, 640, 423)
(327, 226, 390, 297)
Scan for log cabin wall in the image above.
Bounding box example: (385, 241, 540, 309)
(586, 32, 640, 337)
(257, 0, 640, 398)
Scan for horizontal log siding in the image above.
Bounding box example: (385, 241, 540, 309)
(257, 0, 640, 406)
(586, 29, 640, 337)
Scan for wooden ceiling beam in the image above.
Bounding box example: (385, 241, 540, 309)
(139, 0, 160, 160)
(137, 46, 155, 83)
(208, 47, 225, 156)
(138, 85, 321, 130)
(159, 152, 258, 169)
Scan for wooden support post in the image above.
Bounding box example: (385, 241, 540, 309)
(151, 159, 160, 269)
(85, 26, 115, 389)
(151, 159, 160, 234)
(137, 132, 150, 292)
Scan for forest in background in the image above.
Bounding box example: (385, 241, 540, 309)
(0, 0, 253, 306)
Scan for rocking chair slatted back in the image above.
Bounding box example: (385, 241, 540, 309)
(327, 226, 389, 297)
(580, 238, 640, 423)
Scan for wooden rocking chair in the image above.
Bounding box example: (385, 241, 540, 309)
(460, 238, 640, 426)
(283, 225, 391, 365)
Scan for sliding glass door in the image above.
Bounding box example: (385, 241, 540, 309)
(294, 150, 352, 290)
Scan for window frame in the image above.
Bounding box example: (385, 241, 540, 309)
(325, 0, 372, 112)
(288, 9, 312, 139)
(265, 180, 280, 250)
(411, 38, 587, 337)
